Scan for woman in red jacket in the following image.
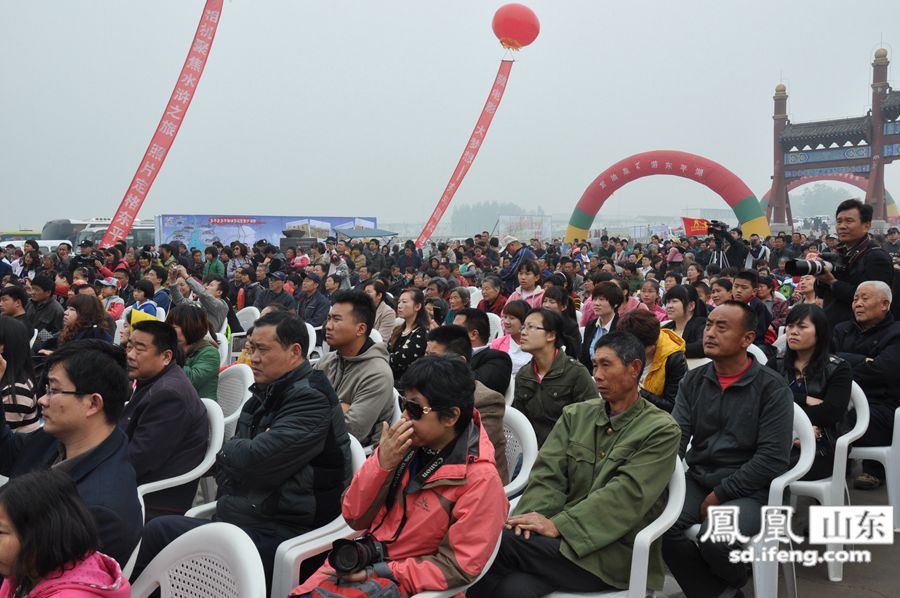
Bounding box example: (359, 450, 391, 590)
(293, 356, 508, 596)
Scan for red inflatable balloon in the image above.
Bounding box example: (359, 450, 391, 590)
(492, 4, 539, 50)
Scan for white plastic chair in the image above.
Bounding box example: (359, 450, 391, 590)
(747, 343, 768, 364)
(503, 375, 515, 406)
(273, 520, 503, 598)
(124, 399, 224, 581)
(369, 328, 383, 343)
(468, 287, 483, 306)
(575, 309, 583, 324)
(487, 312, 502, 341)
(269, 436, 368, 598)
(790, 382, 870, 582)
(29, 328, 38, 348)
(502, 406, 538, 498)
(236, 306, 260, 331)
(156, 307, 166, 323)
(215, 333, 229, 367)
(218, 364, 254, 439)
(131, 522, 266, 598)
(684, 403, 815, 598)
(685, 357, 711, 370)
(391, 387, 402, 425)
(113, 319, 125, 345)
(546, 461, 687, 598)
(304, 322, 317, 359)
(137, 399, 225, 504)
(850, 405, 900, 532)
(217, 316, 229, 337)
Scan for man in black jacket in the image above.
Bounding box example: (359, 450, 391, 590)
(453, 308, 512, 395)
(121, 320, 209, 519)
(814, 199, 894, 326)
(663, 302, 793, 598)
(136, 311, 352, 586)
(0, 340, 142, 566)
(833, 280, 900, 490)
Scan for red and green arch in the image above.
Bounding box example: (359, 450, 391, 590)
(565, 150, 770, 242)
(760, 173, 898, 222)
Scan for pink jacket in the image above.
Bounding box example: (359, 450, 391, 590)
(507, 286, 545, 309)
(647, 303, 667, 322)
(0, 552, 130, 598)
(293, 411, 507, 596)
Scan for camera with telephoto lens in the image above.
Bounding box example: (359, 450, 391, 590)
(328, 535, 388, 575)
(784, 252, 845, 277)
(707, 220, 729, 233)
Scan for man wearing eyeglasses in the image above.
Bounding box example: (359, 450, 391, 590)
(0, 340, 142, 567)
(470, 332, 680, 597)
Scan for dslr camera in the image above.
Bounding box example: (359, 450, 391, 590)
(328, 534, 388, 575)
(784, 252, 846, 277)
(707, 220, 729, 233)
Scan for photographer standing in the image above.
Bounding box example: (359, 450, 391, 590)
(706, 222, 748, 270)
(814, 199, 893, 326)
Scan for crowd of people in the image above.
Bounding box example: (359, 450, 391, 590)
(0, 197, 897, 597)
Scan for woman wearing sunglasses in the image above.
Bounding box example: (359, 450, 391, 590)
(292, 356, 506, 597)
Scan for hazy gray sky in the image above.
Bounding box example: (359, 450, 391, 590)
(1, 0, 897, 231)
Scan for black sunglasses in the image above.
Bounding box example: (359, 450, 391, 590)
(399, 398, 433, 420)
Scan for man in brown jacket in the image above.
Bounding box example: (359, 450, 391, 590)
(426, 325, 509, 484)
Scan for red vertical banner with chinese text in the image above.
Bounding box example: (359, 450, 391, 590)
(415, 60, 514, 248)
(99, 0, 223, 248)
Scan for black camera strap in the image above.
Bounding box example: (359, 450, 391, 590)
(369, 437, 459, 547)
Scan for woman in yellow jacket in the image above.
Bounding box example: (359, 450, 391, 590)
(617, 309, 688, 412)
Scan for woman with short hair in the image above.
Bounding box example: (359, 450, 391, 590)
(166, 303, 220, 400)
(0, 469, 131, 597)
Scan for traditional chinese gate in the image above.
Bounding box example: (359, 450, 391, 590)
(768, 49, 900, 233)
(564, 150, 770, 243)
(758, 172, 898, 223)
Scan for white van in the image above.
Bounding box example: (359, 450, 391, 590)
(3, 240, 73, 255)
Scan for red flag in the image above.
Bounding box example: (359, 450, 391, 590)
(99, 0, 223, 248)
(415, 60, 514, 248)
(681, 217, 711, 236)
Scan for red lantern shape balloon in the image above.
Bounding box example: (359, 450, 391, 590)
(415, 5, 539, 248)
(492, 3, 540, 50)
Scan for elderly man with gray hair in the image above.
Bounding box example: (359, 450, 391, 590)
(833, 280, 900, 490)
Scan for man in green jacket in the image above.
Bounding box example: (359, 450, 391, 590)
(470, 332, 681, 597)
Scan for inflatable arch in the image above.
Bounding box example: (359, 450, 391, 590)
(565, 150, 770, 243)
(759, 173, 898, 222)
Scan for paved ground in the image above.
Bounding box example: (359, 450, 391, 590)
(663, 485, 896, 598)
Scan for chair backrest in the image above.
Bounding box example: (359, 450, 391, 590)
(686, 357, 711, 370)
(156, 307, 166, 323)
(217, 364, 254, 439)
(502, 406, 538, 498)
(304, 322, 317, 358)
(468, 287, 483, 306)
(130, 522, 266, 598)
(136, 399, 225, 500)
(30, 328, 38, 348)
(618, 462, 686, 598)
(747, 343, 768, 365)
(487, 312, 502, 341)
(236, 306, 260, 331)
(390, 387, 402, 425)
(835, 382, 870, 467)
(503, 375, 515, 406)
(215, 333, 229, 367)
(348, 435, 367, 473)
(113, 319, 125, 345)
(766, 403, 815, 506)
(369, 328, 383, 343)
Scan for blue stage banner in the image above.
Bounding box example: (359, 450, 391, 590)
(785, 165, 871, 178)
(784, 146, 871, 165)
(155, 214, 377, 247)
